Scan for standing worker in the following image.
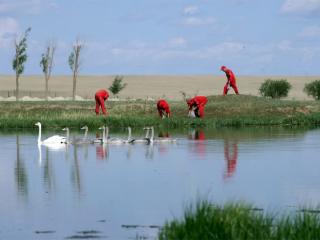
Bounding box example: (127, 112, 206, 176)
(95, 89, 109, 115)
(186, 96, 208, 118)
(221, 66, 239, 95)
(157, 99, 171, 118)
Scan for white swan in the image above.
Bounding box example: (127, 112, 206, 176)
(145, 126, 177, 144)
(35, 122, 67, 145)
(130, 127, 150, 144)
(74, 125, 90, 144)
(109, 126, 134, 144)
(93, 126, 107, 144)
(62, 127, 70, 144)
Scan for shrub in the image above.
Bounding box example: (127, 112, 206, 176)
(304, 80, 320, 100)
(109, 76, 127, 96)
(259, 79, 291, 99)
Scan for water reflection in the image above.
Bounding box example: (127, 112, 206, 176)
(96, 144, 108, 160)
(5, 127, 320, 240)
(223, 139, 238, 179)
(188, 129, 206, 158)
(72, 144, 82, 193)
(15, 135, 28, 198)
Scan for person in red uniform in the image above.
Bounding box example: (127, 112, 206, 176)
(95, 89, 109, 115)
(157, 99, 171, 118)
(221, 66, 239, 95)
(186, 96, 208, 118)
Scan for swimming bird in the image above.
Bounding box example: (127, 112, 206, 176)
(93, 126, 108, 144)
(109, 126, 135, 144)
(130, 127, 150, 144)
(35, 122, 67, 145)
(73, 125, 90, 144)
(62, 127, 70, 144)
(145, 126, 177, 144)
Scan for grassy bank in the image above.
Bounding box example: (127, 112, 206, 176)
(159, 201, 320, 240)
(1, 95, 320, 129)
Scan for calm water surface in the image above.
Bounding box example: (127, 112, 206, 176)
(1, 127, 320, 239)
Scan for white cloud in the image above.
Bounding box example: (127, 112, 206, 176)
(281, 0, 320, 14)
(182, 17, 215, 26)
(0, 17, 19, 48)
(184, 5, 199, 15)
(299, 25, 320, 37)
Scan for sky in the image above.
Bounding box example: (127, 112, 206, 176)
(0, 0, 319, 75)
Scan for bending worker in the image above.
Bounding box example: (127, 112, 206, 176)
(157, 99, 171, 118)
(221, 65, 239, 95)
(95, 89, 109, 115)
(186, 96, 208, 118)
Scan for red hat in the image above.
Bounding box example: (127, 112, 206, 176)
(220, 66, 227, 71)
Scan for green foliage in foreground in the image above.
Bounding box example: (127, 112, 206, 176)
(304, 80, 320, 100)
(259, 79, 291, 99)
(159, 201, 320, 240)
(0, 95, 320, 129)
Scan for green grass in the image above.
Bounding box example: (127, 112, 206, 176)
(159, 201, 320, 240)
(1, 95, 320, 129)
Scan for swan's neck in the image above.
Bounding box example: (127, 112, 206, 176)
(104, 127, 109, 143)
(145, 128, 150, 138)
(150, 127, 154, 142)
(37, 125, 42, 143)
(127, 127, 132, 141)
(66, 129, 69, 142)
(84, 129, 88, 139)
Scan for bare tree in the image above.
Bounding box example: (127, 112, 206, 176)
(12, 27, 31, 101)
(40, 42, 56, 101)
(68, 40, 83, 101)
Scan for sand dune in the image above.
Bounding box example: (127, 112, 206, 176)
(0, 75, 318, 100)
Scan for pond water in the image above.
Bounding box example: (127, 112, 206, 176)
(1, 127, 320, 239)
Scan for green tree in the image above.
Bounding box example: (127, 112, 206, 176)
(304, 80, 320, 100)
(68, 40, 83, 101)
(40, 43, 56, 101)
(109, 76, 127, 96)
(259, 79, 291, 99)
(12, 27, 31, 101)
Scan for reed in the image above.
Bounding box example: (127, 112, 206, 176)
(159, 201, 320, 240)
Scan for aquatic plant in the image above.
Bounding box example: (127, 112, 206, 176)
(159, 201, 320, 240)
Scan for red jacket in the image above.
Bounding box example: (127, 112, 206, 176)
(157, 99, 171, 114)
(224, 68, 236, 84)
(187, 96, 208, 110)
(95, 89, 109, 100)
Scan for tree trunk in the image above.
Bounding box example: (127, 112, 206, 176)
(45, 76, 49, 101)
(72, 71, 76, 101)
(16, 73, 19, 101)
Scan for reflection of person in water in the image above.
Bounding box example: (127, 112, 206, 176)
(188, 129, 206, 158)
(96, 144, 108, 160)
(158, 130, 170, 155)
(224, 140, 238, 179)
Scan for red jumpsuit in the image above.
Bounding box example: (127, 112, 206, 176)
(186, 96, 208, 118)
(95, 89, 109, 115)
(221, 66, 239, 95)
(157, 99, 171, 118)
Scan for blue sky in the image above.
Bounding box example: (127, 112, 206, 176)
(0, 0, 319, 75)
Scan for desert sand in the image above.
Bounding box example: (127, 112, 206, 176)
(0, 75, 318, 100)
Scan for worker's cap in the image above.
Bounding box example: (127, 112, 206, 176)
(220, 66, 227, 71)
(186, 98, 192, 105)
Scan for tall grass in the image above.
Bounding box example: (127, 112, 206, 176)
(159, 201, 320, 240)
(0, 95, 320, 129)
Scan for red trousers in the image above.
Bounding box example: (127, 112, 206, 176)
(95, 95, 107, 115)
(223, 81, 239, 95)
